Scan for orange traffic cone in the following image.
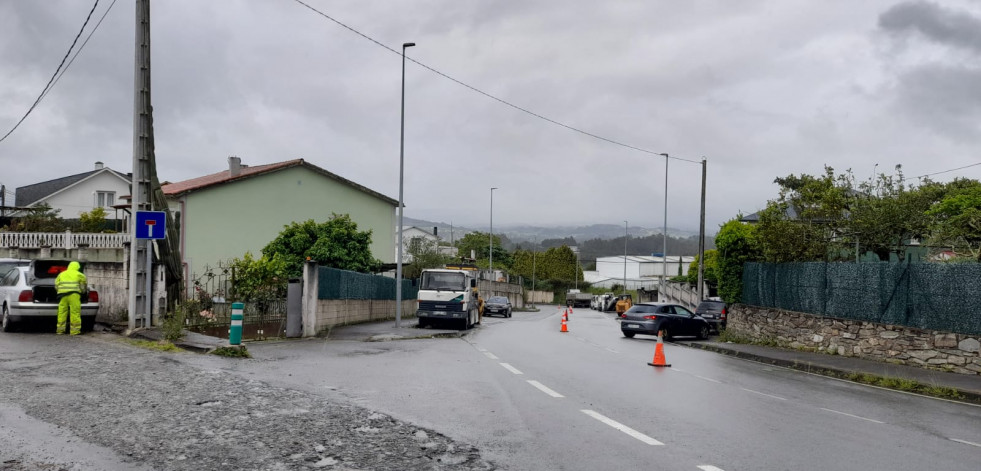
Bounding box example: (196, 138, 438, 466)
(560, 317, 569, 333)
(562, 311, 568, 322)
(647, 330, 671, 367)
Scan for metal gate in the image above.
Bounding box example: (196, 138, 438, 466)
(185, 262, 287, 340)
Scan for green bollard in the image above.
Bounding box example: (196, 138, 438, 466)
(229, 302, 244, 345)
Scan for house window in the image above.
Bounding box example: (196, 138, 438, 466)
(96, 191, 115, 208)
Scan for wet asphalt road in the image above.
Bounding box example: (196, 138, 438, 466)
(2, 307, 979, 470)
(237, 306, 981, 471)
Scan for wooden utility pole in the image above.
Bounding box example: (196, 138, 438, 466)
(128, 0, 152, 330)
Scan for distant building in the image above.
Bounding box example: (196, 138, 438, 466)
(14, 161, 130, 221)
(583, 255, 695, 290)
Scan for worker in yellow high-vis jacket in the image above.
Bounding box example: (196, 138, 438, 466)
(55, 261, 87, 335)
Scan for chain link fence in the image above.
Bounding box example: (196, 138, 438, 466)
(743, 262, 981, 335)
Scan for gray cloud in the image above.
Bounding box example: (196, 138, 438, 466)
(879, 1, 981, 52)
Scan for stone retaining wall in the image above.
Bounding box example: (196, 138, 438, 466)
(729, 305, 981, 375)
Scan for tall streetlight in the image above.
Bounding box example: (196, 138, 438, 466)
(623, 221, 628, 295)
(659, 153, 669, 302)
(489, 187, 497, 279)
(531, 236, 537, 308)
(395, 41, 415, 329)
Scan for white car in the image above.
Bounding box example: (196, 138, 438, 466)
(0, 261, 99, 333)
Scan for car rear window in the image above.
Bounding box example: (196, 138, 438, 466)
(626, 305, 658, 314)
(696, 301, 725, 313)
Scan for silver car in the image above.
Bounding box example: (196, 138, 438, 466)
(0, 263, 99, 332)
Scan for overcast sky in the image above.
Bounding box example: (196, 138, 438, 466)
(2, 0, 980, 234)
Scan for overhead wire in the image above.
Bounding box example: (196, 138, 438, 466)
(0, 0, 103, 144)
(906, 162, 981, 181)
(291, 0, 702, 165)
(42, 0, 118, 102)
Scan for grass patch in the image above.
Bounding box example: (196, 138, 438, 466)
(211, 346, 251, 358)
(837, 371, 965, 400)
(123, 339, 183, 353)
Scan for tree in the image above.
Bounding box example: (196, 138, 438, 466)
(229, 252, 289, 309)
(261, 214, 381, 277)
(455, 231, 511, 268)
(5, 203, 63, 232)
(716, 219, 760, 304)
(79, 207, 108, 233)
(927, 178, 981, 260)
(686, 249, 719, 288)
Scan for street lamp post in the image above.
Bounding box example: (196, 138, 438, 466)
(489, 187, 497, 279)
(659, 153, 668, 302)
(623, 221, 628, 294)
(395, 41, 415, 329)
(531, 237, 537, 308)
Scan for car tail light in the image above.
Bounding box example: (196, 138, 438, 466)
(721, 307, 727, 320)
(18, 290, 32, 302)
(88, 290, 99, 302)
(643, 315, 658, 320)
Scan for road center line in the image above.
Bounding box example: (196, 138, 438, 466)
(740, 388, 787, 401)
(949, 438, 981, 448)
(697, 466, 726, 471)
(483, 352, 499, 360)
(527, 380, 564, 398)
(819, 408, 884, 424)
(499, 363, 523, 375)
(693, 375, 722, 384)
(580, 410, 664, 445)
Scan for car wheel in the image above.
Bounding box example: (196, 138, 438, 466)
(418, 318, 428, 329)
(622, 331, 635, 338)
(1, 305, 12, 333)
(507, 309, 512, 318)
(697, 325, 709, 340)
(660, 327, 671, 341)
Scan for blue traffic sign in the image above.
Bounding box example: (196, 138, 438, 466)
(135, 211, 167, 239)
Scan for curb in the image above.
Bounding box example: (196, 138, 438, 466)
(681, 341, 981, 405)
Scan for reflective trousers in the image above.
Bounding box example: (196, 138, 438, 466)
(57, 293, 82, 335)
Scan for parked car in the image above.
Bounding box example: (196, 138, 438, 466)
(620, 302, 710, 340)
(0, 261, 99, 332)
(0, 258, 29, 278)
(483, 296, 512, 318)
(694, 299, 727, 333)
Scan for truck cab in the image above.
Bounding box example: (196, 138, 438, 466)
(416, 267, 481, 330)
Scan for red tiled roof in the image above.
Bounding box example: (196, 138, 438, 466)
(162, 159, 302, 196)
(161, 158, 397, 205)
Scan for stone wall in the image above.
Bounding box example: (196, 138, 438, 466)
(729, 305, 981, 375)
(312, 299, 417, 333)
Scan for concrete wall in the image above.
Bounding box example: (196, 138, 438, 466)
(526, 290, 553, 304)
(729, 305, 981, 376)
(478, 279, 523, 309)
(300, 261, 415, 336)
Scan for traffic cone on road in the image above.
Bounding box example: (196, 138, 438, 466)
(562, 310, 568, 322)
(560, 316, 569, 333)
(647, 330, 671, 367)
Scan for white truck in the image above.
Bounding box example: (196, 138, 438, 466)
(416, 265, 482, 330)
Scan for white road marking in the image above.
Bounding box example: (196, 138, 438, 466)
(697, 466, 726, 471)
(476, 347, 487, 352)
(949, 438, 981, 448)
(580, 410, 664, 445)
(740, 388, 787, 401)
(693, 375, 722, 384)
(527, 380, 564, 398)
(499, 363, 523, 375)
(670, 367, 685, 372)
(483, 352, 499, 360)
(605, 347, 620, 354)
(820, 408, 884, 424)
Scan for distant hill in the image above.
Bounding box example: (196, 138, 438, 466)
(402, 217, 714, 258)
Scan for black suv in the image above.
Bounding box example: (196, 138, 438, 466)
(694, 299, 727, 333)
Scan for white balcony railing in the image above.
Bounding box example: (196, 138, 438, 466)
(0, 230, 130, 249)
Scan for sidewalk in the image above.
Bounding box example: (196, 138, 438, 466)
(674, 339, 981, 404)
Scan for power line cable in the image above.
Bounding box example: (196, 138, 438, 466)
(42, 0, 118, 102)
(906, 162, 981, 181)
(291, 0, 702, 165)
(0, 0, 101, 144)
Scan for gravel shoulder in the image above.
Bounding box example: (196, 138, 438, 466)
(0, 332, 496, 471)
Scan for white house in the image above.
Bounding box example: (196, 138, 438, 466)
(15, 162, 130, 221)
(397, 226, 457, 263)
(584, 254, 695, 290)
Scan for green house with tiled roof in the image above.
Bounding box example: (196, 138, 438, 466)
(162, 157, 398, 286)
